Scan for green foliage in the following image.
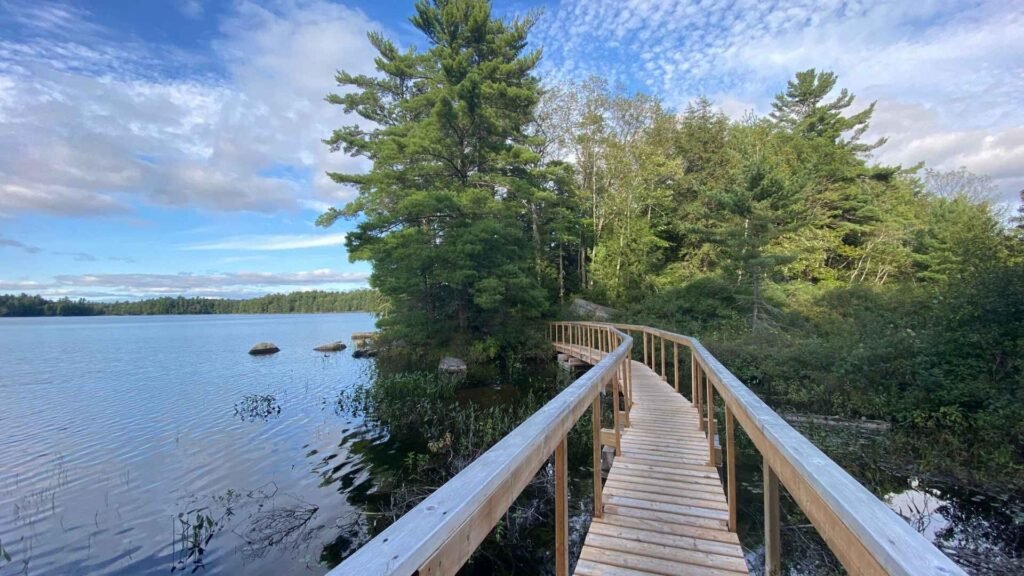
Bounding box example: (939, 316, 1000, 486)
(0, 289, 380, 317)
(573, 68, 1024, 483)
(769, 68, 885, 153)
(320, 0, 558, 361)
(342, 372, 458, 441)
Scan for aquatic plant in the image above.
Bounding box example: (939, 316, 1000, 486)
(234, 394, 282, 422)
(171, 508, 221, 573)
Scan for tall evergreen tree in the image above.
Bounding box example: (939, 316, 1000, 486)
(770, 68, 885, 153)
(318, 0, 549, 360)
(770, 70, 908, 287)
(713, 123, 805, 330)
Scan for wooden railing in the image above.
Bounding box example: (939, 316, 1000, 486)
(609, 322, 965, 576)
(330, 322, 632, 575)
(330, 321, 964, 576)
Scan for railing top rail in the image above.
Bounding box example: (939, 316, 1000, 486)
(330, 324, 631, 575)
(603, 322, 963, 576)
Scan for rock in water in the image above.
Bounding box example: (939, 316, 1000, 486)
(314, 341, 347, 352)
(249, 342, 280, 355)
(438, 356, 467, 377)
(352, 348, 378, 359)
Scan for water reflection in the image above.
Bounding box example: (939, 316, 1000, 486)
(729, 418, 1024, 575)
(886, 481, 1024, 575)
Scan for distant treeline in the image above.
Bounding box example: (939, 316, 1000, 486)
(0, 289, 380, 317)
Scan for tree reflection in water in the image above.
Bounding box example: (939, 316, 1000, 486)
(172, 481, 324, 572)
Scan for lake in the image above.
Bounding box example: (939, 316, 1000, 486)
(0, 314, 380, 576)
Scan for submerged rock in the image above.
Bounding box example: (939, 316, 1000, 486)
(438, 356, 467, 377)
(352, 348, 378, 359)
(249, 342, 280, 355)
(314, 341, 347, 352)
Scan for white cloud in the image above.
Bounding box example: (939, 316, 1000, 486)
(183, 232, 347, 251)
(533, 0, 1024, 204)
(0, 0, 101, 35)
(0, 269, 370, 298)
(0, 279, 47, 291)
(0, 0, 378, 216)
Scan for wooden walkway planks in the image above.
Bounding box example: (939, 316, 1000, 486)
(576, 359, 748, 576)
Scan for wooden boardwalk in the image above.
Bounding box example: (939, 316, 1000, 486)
(334, 322, 964, 576)
(575, 359, 749, 576)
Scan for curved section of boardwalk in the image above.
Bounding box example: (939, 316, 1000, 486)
(334, 322, 963, 576)
(575, 358, 748, 576)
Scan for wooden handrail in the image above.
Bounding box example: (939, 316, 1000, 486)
(330, 322, 632, 575)
(604, 323, 965, 576)
(332, 321, 963, 576)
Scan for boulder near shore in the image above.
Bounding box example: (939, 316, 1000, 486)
(314, 341, 347, 352)
(249, 342, 280, 355)
(438, 356, 467, 377)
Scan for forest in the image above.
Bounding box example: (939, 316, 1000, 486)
(0, 289, 380, 316)
(320, 0, 1023, 485)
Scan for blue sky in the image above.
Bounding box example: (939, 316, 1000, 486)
(0, 0, 1021, 300)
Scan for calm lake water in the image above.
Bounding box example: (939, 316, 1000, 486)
(0, 314, 380, 576)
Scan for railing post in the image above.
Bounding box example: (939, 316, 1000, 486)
(673, 342, 680, 392)
(592, 395, 602, 519)
(660, 334, 666, 380)
(612, 370, 621, 455)
(642, 330, 649, 367)
(624, 356, 631, 427)
(726, 406, 737, 532)
(697, 366, 705, 432)
(706, 373, 716, 466)
(764, 458, 781, 576)
(555, 436, 568, 576)
(690, 351, 698, 405)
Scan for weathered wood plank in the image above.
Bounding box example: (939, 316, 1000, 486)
(579, 546, 744, 576)
(583, 532, 748, 573)
(587, 521, 743, 558)
(603, 484, 729, 511)
(594, 514, 740, 545)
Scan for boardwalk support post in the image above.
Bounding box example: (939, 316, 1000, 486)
(764, 458, 781, 576)
(726, 406, 737, 531)
(673, 342, 679, 392)
(555, 436, 568, 576)
(612, 371, 621, 455)
(707, 373, 716, 466)
(591, 396, 602, 519)
(660, 333, 666, 380)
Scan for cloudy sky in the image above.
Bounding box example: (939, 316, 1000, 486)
(0, 0, 1020, 300)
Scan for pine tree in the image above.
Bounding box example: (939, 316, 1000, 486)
(770, 68, 885, 154)
(714, 122, 805, 331)
(318, 0, 549, 360)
